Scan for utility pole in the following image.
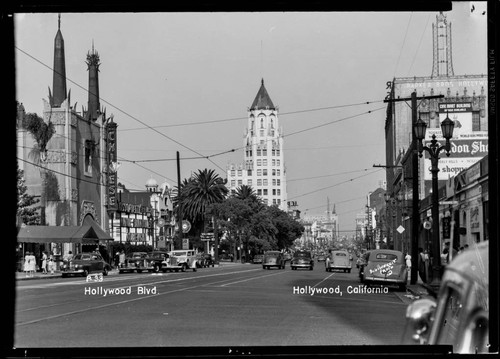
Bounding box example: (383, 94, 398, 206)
(384, 91, 444, 285)
(176, 151, 182, 251)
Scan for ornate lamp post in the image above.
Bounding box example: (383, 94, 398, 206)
(414, 112, 454, 291)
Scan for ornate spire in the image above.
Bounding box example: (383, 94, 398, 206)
(250, 78, 275, 110)
(431, 12, 454, 77)
(49, 13, 67, 107)
(86, 40, 101, 121)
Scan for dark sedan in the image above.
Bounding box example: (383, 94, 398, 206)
(61, 253, 111, 277)
(290, 250, 314, 270)
(119, 252, 148, 273)
(145, 251, 169, 272)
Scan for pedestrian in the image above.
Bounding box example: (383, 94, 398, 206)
(41, 251, 48, 274)
(440, 248, 449, 266)
(48, 252, 55, 274)
(114, 251, 120, 268)
(417, 248, 427, 283)
(23, 251, 32, 277)
(119, 250, 126, 268)
(405, 252, 412, 282)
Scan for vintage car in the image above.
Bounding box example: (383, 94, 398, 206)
(144, 251, 170, 273)
(61, 252, 111, 277)
(402, 241, 489, 354)
(262, 251, 285, 269)
(290, 250, 314, 270)
(252, 254, 264, 264)
(119, 252, 148, 274)
(316, 253, 327, 262)
(196, 253, 215, 268)
(161, 250, 197, 272)
(360, 249, 407, 290)
(325, 250, 352, 273)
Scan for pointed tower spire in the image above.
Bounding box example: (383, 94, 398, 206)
(431, 12, 454, 77)
(86, 40, 101, 121)
(251, 78, 275, 110)
(50, 13, 68, 107)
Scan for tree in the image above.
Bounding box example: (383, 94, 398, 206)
(22, 112, 55, 163)
(17, 166, 41, 225)
(175, 169, 228, 239)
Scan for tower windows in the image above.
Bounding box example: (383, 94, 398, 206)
(84, 140, 93, 176)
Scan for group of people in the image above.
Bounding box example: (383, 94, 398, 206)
(404, 248, 429, 283)
(23, 251, 56, 277)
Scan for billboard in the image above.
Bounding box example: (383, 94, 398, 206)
(423, 102, 488, 181)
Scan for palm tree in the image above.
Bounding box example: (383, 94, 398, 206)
(234, 184, 263, 211)
(177, 169, 228, 235)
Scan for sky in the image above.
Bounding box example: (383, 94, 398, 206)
(13, 2, 488, 235)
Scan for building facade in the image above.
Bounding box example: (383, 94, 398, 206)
(226, 79, 287, 210)
(17, 16, 115, 259)
(384, 11, 488, 252)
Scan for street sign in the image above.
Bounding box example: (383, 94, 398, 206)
(397, 225, 405, 234)
(182, 220, 191, 233)
(201, 233, 215, 241)
(423, 220, 432, 230)
(157, 218, 165, 227)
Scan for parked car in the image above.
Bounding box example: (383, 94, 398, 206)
(325, 250, 352, 273)
(290, 250, 314, 270)
(61, 252, 111, 277)
(262, 251, 285, 269)
(402, 241, 489, 354)
(360, 249, 407, 291)
(119, 252, 148, 274)
(145, 251, 169, 273)
(252, 254, 264, 264)
(316, 253, 326, 262)
(196, 253, 215, 268)
(161, 250, 198, 272)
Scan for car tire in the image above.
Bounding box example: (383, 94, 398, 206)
(398, 283, 406, 291)
(181, 264, 187, 272)
(309, 266, 313, 270)
(137, 270, 142, 273)
(348, 269, 351, 273)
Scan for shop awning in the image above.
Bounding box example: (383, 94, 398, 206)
(17, 220, 113, 244)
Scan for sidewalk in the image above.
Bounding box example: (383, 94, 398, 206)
(15, 269, 120, 281)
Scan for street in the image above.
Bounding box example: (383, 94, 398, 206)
(15, 262, 414, 348)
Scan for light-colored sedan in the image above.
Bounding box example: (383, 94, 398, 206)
(360, 249, 407, 291)
(262, 251, 285, 269)
(325, 250, 352, 273)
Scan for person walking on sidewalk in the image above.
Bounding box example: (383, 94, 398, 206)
(405, 253, 412, 282)
(41, 251, 48, 274)
(48, 252, 56, 275)
(418, 247, 427, 283)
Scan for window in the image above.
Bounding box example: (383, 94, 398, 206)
(272, 169, 276, 176)
(263, 149, 267, 156)
(277, 169, 280, 176)
(277, 180, 281, 186)
(276, 150, 280, 156)
(263, 169, 268, 176)
(273, 189, 276, 195)
(238, 180, 242, 186)
(247, 170, 252, 176)
(237, 170, 242, 176)
(231, 180, 236, 187)
(260, 130, 265, 136)
(277, 160, 280, 166)
(231, 170, 235, 176)
(273, 199, 277, 205)
(272, 179, 276, 186)
(272, 149, 276, 156)
(263, 179, 268, 186)
(263, 189, 268, 195)
(277, 199, 281, 205)
(257, 159, 262, 166)
(84, 140, 93, 176)
(277, 189, 281, 195)
(260, 119, 264, 128)
(272, 159, 276, 166)
(263, 159, 267, 166)
(472, 112, 481, 131)
(257, 189, 262, 195)
(257, 149, 261, 156)
(257, 169, 262, 176)
(247, 179, 252, 186)
(257, 179, 262, 186)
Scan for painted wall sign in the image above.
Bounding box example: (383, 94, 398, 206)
(106, 120, 118, 211)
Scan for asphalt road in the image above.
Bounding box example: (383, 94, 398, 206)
(14, 262, 414, 349)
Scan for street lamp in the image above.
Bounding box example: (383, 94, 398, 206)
(414, 112, 454, 291)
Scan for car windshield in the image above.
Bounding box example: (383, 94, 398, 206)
(131, 253, 145, 259)
(172, 251, 187, 256)
(150, 252, 165, 258)
(73, 254, 90, 261)
(294, 252, 311, 258)
(335, 252, 347, 256)
(373, 253, 398, 261)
